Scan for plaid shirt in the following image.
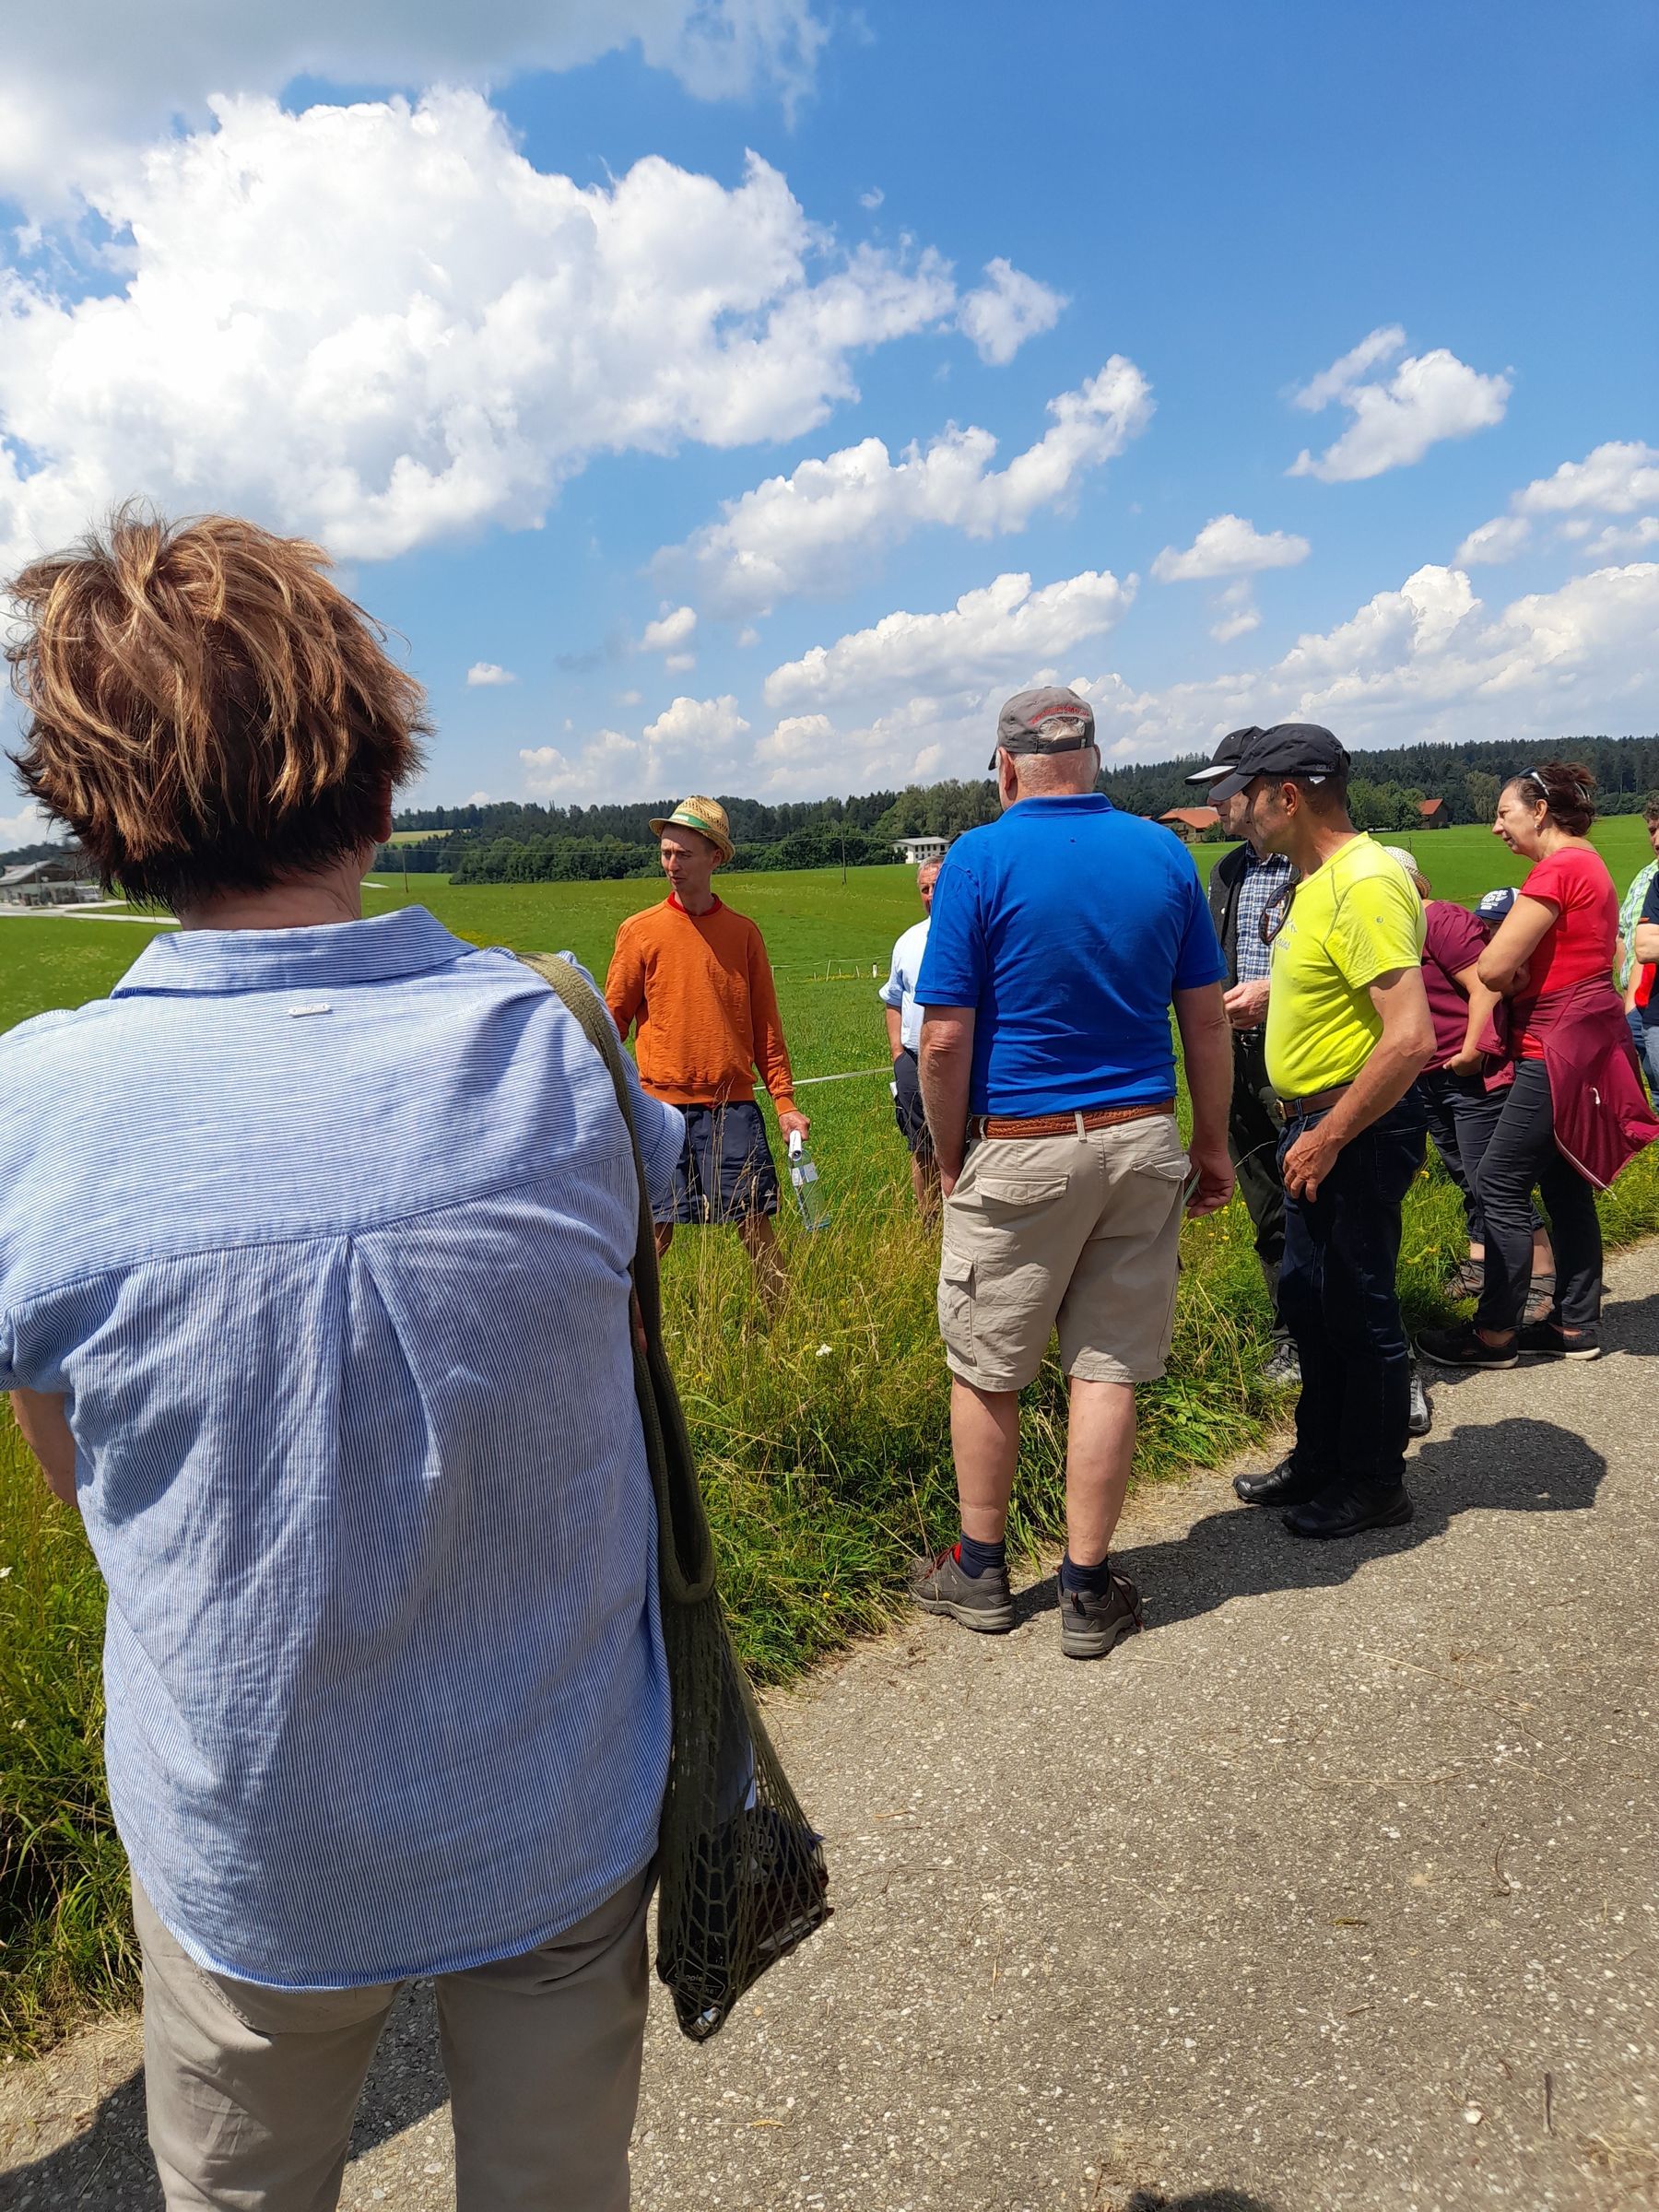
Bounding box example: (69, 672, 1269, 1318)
(1232, 847, 1295, 988)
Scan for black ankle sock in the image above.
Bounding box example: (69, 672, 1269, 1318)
(1059, 1551, 1113, 1596)
(956, 1531, 1006, 1580)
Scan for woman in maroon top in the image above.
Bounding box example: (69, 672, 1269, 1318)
(1419, 763, 1621, 1367)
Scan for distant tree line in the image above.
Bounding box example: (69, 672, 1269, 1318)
(380, 781, 1002, 882)
(372, 735, 1659, 883)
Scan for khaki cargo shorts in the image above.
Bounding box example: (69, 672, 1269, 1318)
(937, 1112, 1189, 1392)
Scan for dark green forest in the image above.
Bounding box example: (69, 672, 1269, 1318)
(376, 733, 1659, 883)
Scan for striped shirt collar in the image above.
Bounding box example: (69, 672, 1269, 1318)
(111, 905, 468, 996)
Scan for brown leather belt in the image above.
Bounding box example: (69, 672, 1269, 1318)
(1275, 1081, 1352, 1124)
(970, 1100, 1175, 1141)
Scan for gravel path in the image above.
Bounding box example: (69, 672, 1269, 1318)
(5, 1248, 1657, 2211)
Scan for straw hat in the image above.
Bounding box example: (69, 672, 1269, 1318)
(1380, 844, 1430, 898)
(649, 795, 735, 864)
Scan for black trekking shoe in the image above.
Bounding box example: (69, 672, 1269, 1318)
(1283, 1481, 1414, 1539)
(1416, 1322, 1519, 1370)
(1233, 1458, 1325, 1508)
(1517, 1319, 1602, 1361)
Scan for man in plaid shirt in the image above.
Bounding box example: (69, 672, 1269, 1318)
(1187, 730, 1298, 1383)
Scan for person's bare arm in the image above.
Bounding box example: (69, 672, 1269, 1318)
(1282, 965, 1435, 1202)
(1477, 894, 1557, 994)
(1635, 919, 1659, 968)
(918, 1006, 975, 1195)
(884, 1006, 904, 1058)
(603, 932, 645, 1041)
(1444, 961, 1501, 1075)
(1171, 982, 1235, 1217)
(10, 1389, 77, 1508)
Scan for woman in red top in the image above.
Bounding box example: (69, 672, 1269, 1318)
(1419, 763, 1618, 1367)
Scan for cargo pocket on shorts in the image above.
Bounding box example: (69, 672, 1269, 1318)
(938, 1247, 974, 1333)
(973, 1172, 1073, 1210)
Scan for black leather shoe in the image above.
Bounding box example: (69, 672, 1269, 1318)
(1282, 1481, 1413, 1539)
(1233, 1458, 1326, 1507)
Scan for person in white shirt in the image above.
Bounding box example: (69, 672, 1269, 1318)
(879, 856, 943, 1217)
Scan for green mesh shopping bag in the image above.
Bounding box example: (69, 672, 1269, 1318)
(518, 953, 830, 2041)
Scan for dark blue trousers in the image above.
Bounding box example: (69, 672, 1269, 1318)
(1277, 1094, 1427, 1491)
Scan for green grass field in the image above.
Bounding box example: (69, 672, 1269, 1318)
(4, 819, 1659, 2046)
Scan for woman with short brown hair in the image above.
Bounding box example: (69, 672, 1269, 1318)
(2, 510, 685, 2212)
(9, 506, 427, 911)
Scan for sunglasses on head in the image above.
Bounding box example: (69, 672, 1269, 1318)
(1260, 880, 1296, 946)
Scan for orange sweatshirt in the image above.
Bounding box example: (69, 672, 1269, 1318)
(605, 896, 796, 1112)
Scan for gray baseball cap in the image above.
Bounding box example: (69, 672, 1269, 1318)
(1186, 726, 1264, 785)
(988, 686, 1096, 772)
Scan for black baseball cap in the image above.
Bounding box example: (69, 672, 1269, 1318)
(1209, 723, 1349, 804)
(988, 686, 1096, 772)
(1185, 726, 1264, 786)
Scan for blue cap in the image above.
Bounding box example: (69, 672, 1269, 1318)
(1477, 886, 1517, 922)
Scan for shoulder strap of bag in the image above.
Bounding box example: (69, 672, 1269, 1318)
(514, 951, 715, 1605)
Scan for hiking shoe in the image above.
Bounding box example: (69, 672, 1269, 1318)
(1234, 1457, 1324, 1507)
(1523, 1275, 1557, 1328)
(909, 1544, 1014, 1633)
(1261, 1339, 1301, 1388)
(1283, 1479, 1413, 1540)
(1056, 1564, 1144, 1661)
(1416, 1321, 1518, 1370)
(1517, 1319, 1602, 1361)
(1446, 1256, 1486, 1300)
(1407, 1367, 1432, 1437)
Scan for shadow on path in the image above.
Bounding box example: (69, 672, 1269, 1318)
(4, 1983, 445, 2209)
(1014, 1415, 1606, 1634)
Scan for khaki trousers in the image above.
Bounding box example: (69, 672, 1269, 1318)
(134, 1872, 652, 2212)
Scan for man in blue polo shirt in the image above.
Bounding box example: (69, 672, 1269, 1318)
(909, 687, 1234, 1660)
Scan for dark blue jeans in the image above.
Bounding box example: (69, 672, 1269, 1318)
(1277, 1094, 1427, 1490)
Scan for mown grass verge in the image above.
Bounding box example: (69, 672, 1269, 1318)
(6, 1112, 1659, 2053)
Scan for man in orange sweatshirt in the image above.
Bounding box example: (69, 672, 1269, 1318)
(606, 796, 808, 1304)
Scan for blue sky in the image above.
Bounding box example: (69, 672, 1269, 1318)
(1, 1, 1654, 834)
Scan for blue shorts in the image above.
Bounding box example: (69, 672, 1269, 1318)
(891, 1048, 933, 1157)
(660, 1100, 781, 1226)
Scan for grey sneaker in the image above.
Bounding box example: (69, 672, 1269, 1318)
(1262, 1339, 1301, 1388)
(1056, 1563, 1144, 1661)
(909, 1545, 1014, 1633)
(1407, 1366, 1432, 1437)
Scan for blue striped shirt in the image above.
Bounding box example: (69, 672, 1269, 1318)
(0, 908, 684, 1989)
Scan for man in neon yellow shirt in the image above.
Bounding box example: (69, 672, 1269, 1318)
(1208, 725, 1436, 1538)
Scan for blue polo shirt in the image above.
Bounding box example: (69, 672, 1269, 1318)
(0, 909, 685, 1989)
(914, 794, 1226, 1115)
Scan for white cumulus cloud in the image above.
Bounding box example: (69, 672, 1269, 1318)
(1151, 512, 1311, 584)
(1453, 441, 1659, 567)
(1208, 582, 1261, 643)
(521, 692, 752, 804)
(0, 0, 830, 209)
(1078, 559, 1659, 762)
(956, 258, 1065, 366)
(1453, 514, 1535, 567)
(763, 567, 1136, 711)
(1288, 327, 1511, 483)
(465, 661, 517, 687)
(660, 358, 1153, 617)
(0, 91, 1049, 573)
(641, 606, 698, 652)
(1512, 441, 1659, 518)
(0, 800, 62, 852)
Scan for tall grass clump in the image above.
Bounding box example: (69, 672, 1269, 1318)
(0, 1411, 135, 2048)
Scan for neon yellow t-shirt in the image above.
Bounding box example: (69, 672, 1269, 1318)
(1265, 834, 1426, 1097)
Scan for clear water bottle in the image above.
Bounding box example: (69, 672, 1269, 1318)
(787, 1130, 832, 1231)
